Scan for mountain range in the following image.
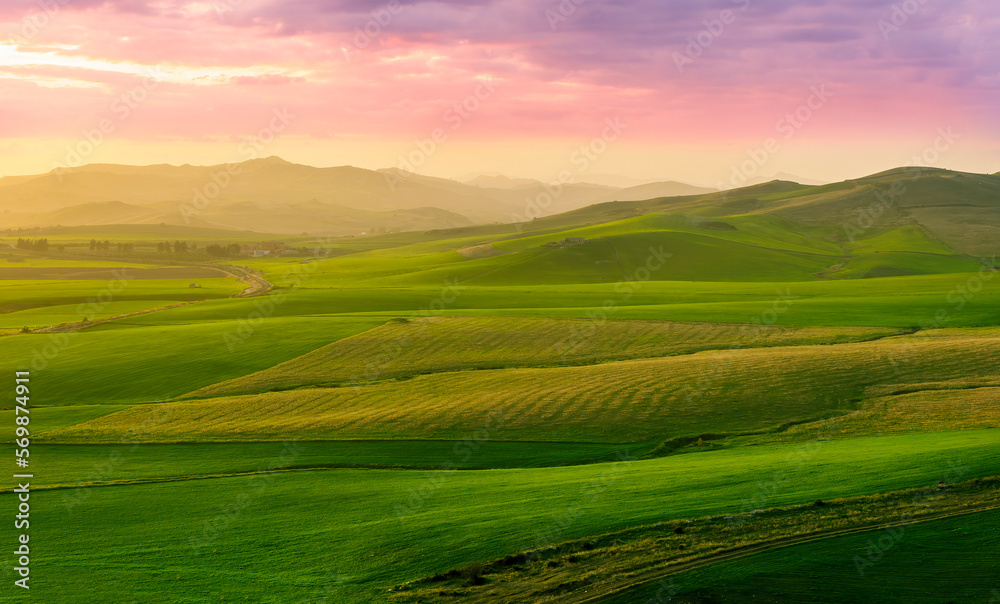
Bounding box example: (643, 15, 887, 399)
(0, 157, 714, 235)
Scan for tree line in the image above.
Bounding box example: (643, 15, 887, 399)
(90, 240, 136, 253)
(15, 238, 49, 251)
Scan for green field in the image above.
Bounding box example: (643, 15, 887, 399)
(43, 326, 1000, 443)
(2, 317, 381, 406)
(188, 316, 903, 397)
(2, 170, 999, 602)
(3, 430, 999, 603)
(604, 507, 1000, 603)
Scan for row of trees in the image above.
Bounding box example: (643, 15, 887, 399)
(156, 241, 198, 254)
(16, 238, 49, 251)
(13, 238, 318, 259)
(88, 240, 237, 256)
(88, 240, 136, 254)
(206, 243, 243, 257)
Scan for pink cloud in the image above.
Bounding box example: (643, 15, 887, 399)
(0, 0, 995, 152)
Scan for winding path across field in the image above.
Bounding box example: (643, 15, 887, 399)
(564, 502, 1000, 603)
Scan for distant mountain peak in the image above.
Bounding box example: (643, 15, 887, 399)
(240, 156, 293, 167)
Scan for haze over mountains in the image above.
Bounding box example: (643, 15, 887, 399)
(1, 158, 997, 257)
(0, 157, 714, 236)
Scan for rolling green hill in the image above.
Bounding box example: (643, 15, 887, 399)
(4, 430, 999, 603)
(607, 507, 1000, 603)
(42, 327, 1000, 443)
(187, 317, 902, 398)
(2, 164, 999, 603)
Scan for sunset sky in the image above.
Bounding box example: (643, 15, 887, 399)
(0, 0, 997, 185)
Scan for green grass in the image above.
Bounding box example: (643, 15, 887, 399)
(759, 385, 1000, 441)
(2, 193, 998, 603)
(833, 251, 983, 279)
(2, 317, 382, 406)
(0, 277, 242, 315)
(605, 507, 1000, 603)
(0, 299, 182, 329)
(843, 224, 956, 255)
(48, 327, 1000, 443)
(189, 316, 902, 398)
(90, 267, 1000, 329)
(0, 256, 163, 268)
(12, 441, 640, 490)
(238, 207, 991, 289)
(3, 430, 999, 603)
(0, 404, 130, 433)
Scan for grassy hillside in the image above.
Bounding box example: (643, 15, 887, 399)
(607, 507, 1000, 603)
(0, 277, 242, 318)
(3, 430, 998, 603)
(2, 317, 382, 406)
(43, 327, 1000, 443)
(234, 206, 991, 289)
(188, 317, 902, 397)
(1, 166, 998, 604)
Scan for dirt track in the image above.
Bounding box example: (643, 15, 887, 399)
(564, 502, 1000, 603)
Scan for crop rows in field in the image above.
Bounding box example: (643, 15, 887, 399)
(47, 327, 1000, 443)
(188, 316, 904, 398)
(780, 385, 1000, 438)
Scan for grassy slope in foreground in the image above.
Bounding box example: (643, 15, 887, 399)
(3, 430, 999, 603)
